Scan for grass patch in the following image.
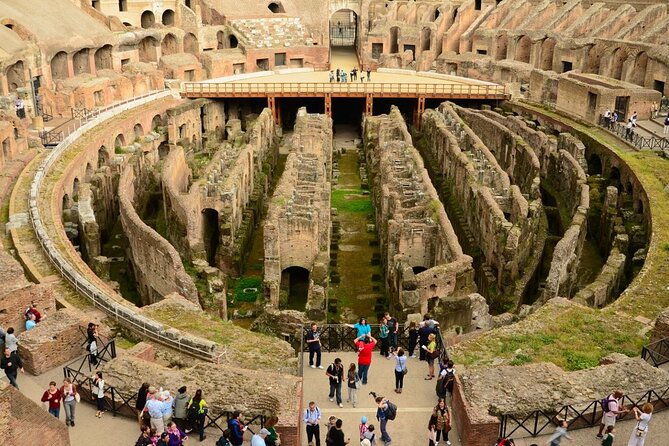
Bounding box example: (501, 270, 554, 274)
(331, 189, 372, 213)
(232, 276, 262, 303)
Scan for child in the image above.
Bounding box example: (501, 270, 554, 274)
(601, 426, 615, 446)
(359, 416, 368, 440)
(363, 425, 376, 445)
(428, 414, 438, 446)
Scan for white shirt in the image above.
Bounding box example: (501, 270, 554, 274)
(251, 434, 266, 446)
(637, 412, 652, 431)
(394, 355, 407, 372)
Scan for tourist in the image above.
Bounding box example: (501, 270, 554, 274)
(378, 317, 390, 357)
(92, 371, 105, 418)
(172, 386, 190, 432)
(324, 415, 337, 445)
(663, 115, 669, 134)
(146, 387, 165, 433)
(228, 411, 246, 446)
(625, 119, 634, 141)
(439, 359, 456, 398)
(135, 426, 153, 446)
(355, 334, 377, 385)
(422, 333, 438, 379)
(611, 112, 618, 128)
(346, 362, 359, 407)
(303, 401, 321, 446)
(215, 429, 232, 446)
(327, 357, 344, 407)
(432, 398, 451, 445)
(631, 111, 638, 126)
(361, 440, 371, 446)
(25, 312, 36, 330)
(602, 426, 616, 446)
(328, 419, 350, 446)
(418, 321, 434, 361)
(306, 322, 323, 369)
(0, 347, 23, 388)
(251, 428, 271, 446)
(165, 421, 187, 446)
(41, 381, 62, 419)
(546, 420, 571, 446)
(265, 415, 280, 446)
(384, 312, 398, 353)
(329, 71, 335, 82)
(15, 98, 25, 119)
(597, 390, 627, 438)
(363, 424, 376, 445)
(367, 70, 371, 81)
(25, 302, 45, 323)
(61, 377, 78, 427)
(389, 348, 407, 393)
(157, 431, 170, 446)
(627, 403, 653, 446)
(603, 109, 611, 128)
(336, 68, 340, 82)
(375, 395, 392, 444)
(347, 317, 371, 338)
(359, 416, 369, 441)
(136, 382, 150, 427)
(161, 390, 173, 426)
(187, 389, 208, 441)
(407, 321, 418, 358)
(427, 414, 438, 446)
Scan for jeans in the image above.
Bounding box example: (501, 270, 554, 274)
(390, 333, 398, 351)
(5, 371, 18, 388)
(48, 407, 60, 418)
(309, 349, 321, 367)
(347, 387, 358, 407)
(380, 418, 391, 442)
(96, 396, 105, 411)
(64, 399, 76, 424)
(380, 337, 389, 356)
(306, 424, 320, 446)
(436, 428, 449, 442)
(329, 381, 342, 404)
(358, 364, 370, 384)
(196, 413, 206, 440)
(394, 370, 404, 389)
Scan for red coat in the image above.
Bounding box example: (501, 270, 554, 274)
(357, 341, 376, 366)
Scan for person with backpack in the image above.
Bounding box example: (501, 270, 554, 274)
(546, 420, 571, 446)
(359, 416, 369, 442)
(375, 395, 394, 445)
(439, 360, 455, 398)
(187, 389, 208, 441)
(326, 357, 344, 407)
(227, 411, 245, 446)
(61, 377, 78, 427)
(597, 390, 628, 439)
(304, 401, 322, 446)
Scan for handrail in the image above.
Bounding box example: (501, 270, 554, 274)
(598, 115, 669, 152)
(641, 337, 669, 367)
(28, 89, 224, 363)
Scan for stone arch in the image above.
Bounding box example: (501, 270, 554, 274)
(1, 19, 32, 40)
(114, 133, 126, 148)
(420, 27, 431, 52)
(98, 145, 110, 168)
(161, 33, 178, 56)
(72, 177, 80, 200)
(50, 51, 69, 80)
(397, 4, 409, 22)
(585, 44, 605, 74)
(85, 163, 94, 182)
(184, 33, 199, 54)
(515, 35, 531, 64)
(134, 123, 144, 138)
(151, 114, 165, 130)
(141, 10, 155, 29)
(2, 137, 10, 160)
(94, 45, 113, 71)
(5, 60, 25, 92)
(609, 166, 621, 190)
(73, 48, 91, 75)
(587, 153, 602, 175)
(162, 9, 175, 26)
(228, 34, 238, 49)
(495, 34, 508, 60)
(629, 51, 648, 86)
(268, 2, 285, 13)
(539, 38, 556, 71)
(281, 266, 310, 309)
(158, 141, 170, 159)
(390, 26, 399, 53)
(610, 48, 626, 80)
(138, 36, 159, 62)
(62, 193, 70, 211)
(201, 208, 220, 266)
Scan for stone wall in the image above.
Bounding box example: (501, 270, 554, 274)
(264, 108, 332, 318)
(451, 375, 500, 446)
(364, 106, 478, 325)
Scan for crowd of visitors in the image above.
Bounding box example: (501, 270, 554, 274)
(329, 68, 372, 83)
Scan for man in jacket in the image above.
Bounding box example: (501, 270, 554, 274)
(326, 358, 344, 407)
(0, 347, 23, 388)
(172, 386, 190, 432)
(228, 411, 246, 446)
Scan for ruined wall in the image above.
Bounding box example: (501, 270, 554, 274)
(264, 108, 332, 318)
(364, 107, 477, 325)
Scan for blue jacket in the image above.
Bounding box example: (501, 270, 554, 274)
(228, 419, 244, 445)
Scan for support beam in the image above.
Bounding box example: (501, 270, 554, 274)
(414, 96, 426, 129)
(365, 93, 373, 116)
(324, 93, 332, 118)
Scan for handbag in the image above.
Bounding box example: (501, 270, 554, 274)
(402, 367, 408, 375)
(75, 392, 81, 403)
(354, 376, 362, 390)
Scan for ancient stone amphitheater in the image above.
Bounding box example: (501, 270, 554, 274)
(1, 1, 669, 445)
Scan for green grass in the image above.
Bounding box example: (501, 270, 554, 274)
(331, 189, 373, 213)
(232, 276, 262, 303)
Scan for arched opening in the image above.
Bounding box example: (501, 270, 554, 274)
(585, 44, 604, 74)
(138, 36, 159, 62)
(184, 33, 199, 55)
(397, 4, 408, 22)
(51, 52, 68, 80)
(85, 163, 93, 182)
(420, 27, 431, 52)
(630, 52, 648, 86)
(73, 49, 91, 75)
(268, 2, 284, 13)
(539, 38, 555, 71)
(611, 48, 625, 80)
(151, 114, 165, 130)
(389, 26, 399, 53)
(141, 10, 155, 29)
(434, 8, 440, 21)
(587, 153, 602, 176)
(62, 194, 70, 211)
(330, 9, 358, 50)
(281, 266, 310, 309)
(228, 34, 238, 49)
(515, 35, 531, 64)
(98, 146, 109, 168)
(94, 45, 113, 71)
(635, 199, 643, 214)
(134, 123, 144, 139)
(162, 9, 175, 26)
(609, 166, 621, 190)
(72, 178, 80, 201)
(5, 61, 25, 93)
(202, 208, 220, 267)
(185, 0, 191, 8)
(412, 266, 428, 275)
(625, 181, 633, 195)
(119, 0, 127, 12)
(161, 33, 178, 56)
(495, 34, 508, 60)
(2, 138, 10, 159)
(158, 141, 170, 159)
(114, 134, 126, 149)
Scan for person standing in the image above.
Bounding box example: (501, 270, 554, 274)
(165, 421, 188, 446)
(41, 381, 62, 418)
(375, 396, 392, 444)
(663, 115, 669, 134)
(5, 328, 17, 354)
(418, 322, 434, 361)
(228, 411, 246, 446)
(161, 390, 173, 427)
(92, 371, 106, 418)
(355, 334, 377, 385)
(602, 426, 616, 446)
(172, 386, 190, 433)
(439, 360, 456, 399)
(336, 68, 340, 83)
(346, 363, 359, 407)
(329, 71, 335, 83)
(265, 416, 281, 446)
(359, 416, 369, 442)
(390, 348, 407, 393)
(15, 98, 25, 119)
(597, 390, 627, 438)
(327, 357, 344, 407)
(136, 383, 150, 427)
(304, 401, 321, 446)
(407, 322, 418, 358)
(251, 428, 270, 446)
(187, 389, 208, 441)
(306, 322, 323, 369)
(384, 312, 398, 354)
(427, 414, 438, 446)
(378, 318, 390, 357)
(366, 70, 371, 81)
(135, 426, 153, 446)
(347, 317, 371, 338)
(61, 378, 78, 427)
(627, 403, 653, 446)
(145, 387, 165, 434)
(603, 109, 612, 128)
(0, 347, 23, 388)
(422, 333, 438, 379)
(546, 420, 571, 446)
(328, 419, 350, 446)
(433, 398, 451, 445)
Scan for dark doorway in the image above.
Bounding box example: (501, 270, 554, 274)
(330, 9, 358, 48)
(653, 80, 665, 94)
(331, 97, 364, 127)
(278, 97, 325, 129)
(202, 208, 220, 267)
(614, 96, 630, 121)
(562, 60, 573, 73)
(281, 266, 310, 310)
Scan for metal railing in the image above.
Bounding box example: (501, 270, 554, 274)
(28, 89, 225, 363)
(641, 337, 669, 367)
(499, 387, 669, 438)
(183, 82, 507, 98)
(598, 115, 669, 151)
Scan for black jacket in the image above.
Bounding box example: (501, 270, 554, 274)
(0, 352, 22, 374)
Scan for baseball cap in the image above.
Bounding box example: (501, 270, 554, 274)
(361, 416, 367, 424)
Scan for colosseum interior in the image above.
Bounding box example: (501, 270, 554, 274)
(1, 0, 669, 445)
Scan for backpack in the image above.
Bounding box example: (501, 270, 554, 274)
(216, 437, 231, 446)
(187, 400, 200, 420)
(600, 395, 614, 412)
(385, 400, 397, 421)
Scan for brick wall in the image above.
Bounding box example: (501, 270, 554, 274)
(0, 282, 56, 337)
(276, 377, 303, 446)
(0, 382, 70, 446)
(451, 375, 500, 446)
